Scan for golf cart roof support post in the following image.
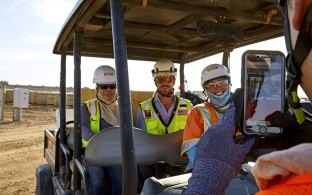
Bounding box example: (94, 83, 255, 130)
(110, 0, 137, 194)
(73, 27, 82, 192)
(56, 53, 67, 175)
(179, 53, 188, 98)
(222, 50, 231, 71)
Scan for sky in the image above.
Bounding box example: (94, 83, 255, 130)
(0, 0, 306, 97)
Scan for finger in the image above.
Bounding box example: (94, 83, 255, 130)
(240, 135, 256, 153)
(201, 105, 235, 141)
(211, 106, 235, 132)
(243, 137, 255, 151)
(223, 105, 236, 131)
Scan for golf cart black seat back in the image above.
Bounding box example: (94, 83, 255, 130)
(84, 127, 188, 167)
(141, 165, 259, 195)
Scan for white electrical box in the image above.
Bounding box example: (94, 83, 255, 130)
(13, 88, 29, 108)
(55, 108, 74, 129)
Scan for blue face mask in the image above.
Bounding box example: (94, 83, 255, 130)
(206, 88, 231, 110)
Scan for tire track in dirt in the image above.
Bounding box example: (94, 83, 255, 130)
(0, 104, 57, 195)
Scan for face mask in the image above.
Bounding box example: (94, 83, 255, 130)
(206, 88, 231, 110)
(96, 93, 117, 105)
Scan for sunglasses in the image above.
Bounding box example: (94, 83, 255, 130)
(205, 79, 229, 91)
(155, 75, 175, 83)
(98, 84, 116, 90)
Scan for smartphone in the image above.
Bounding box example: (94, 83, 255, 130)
(242, 50, 285, 136)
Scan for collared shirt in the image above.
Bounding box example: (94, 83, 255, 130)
(135, 94, 177, 131)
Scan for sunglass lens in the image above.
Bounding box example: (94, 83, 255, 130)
(155, 75, 174, 83)
(99, 84, 116, 89)
(109, 84, 116, 89)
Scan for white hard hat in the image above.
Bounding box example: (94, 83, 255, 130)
(151, 59, 177, 77)
(93, 65, 116, 84)
(201, 64, 230, 86)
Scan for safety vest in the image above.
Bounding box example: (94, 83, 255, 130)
(139, 96, 191, 135)
(82, 99, 100, 148)
(256, 173, 312, 195)
(181, 102, 220, 156)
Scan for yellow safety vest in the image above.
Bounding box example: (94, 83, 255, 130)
(139, 96, 191, 135)
(82, 99, 100, 148)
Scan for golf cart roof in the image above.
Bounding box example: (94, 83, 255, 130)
(53, 0, 283, 63)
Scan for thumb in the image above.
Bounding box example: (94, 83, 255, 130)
(240, 136, 256, 153)
(231, 88, 243, 128)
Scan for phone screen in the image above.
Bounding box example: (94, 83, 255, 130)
(242, 50, 285, 136)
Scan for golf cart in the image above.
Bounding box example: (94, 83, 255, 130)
(35, 0, 311, 194)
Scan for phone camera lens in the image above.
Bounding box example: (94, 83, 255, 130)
(259, 126, 267, 134)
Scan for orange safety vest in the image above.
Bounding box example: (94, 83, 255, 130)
(181, 102, 220, 157)
(256, 173, 312, 195)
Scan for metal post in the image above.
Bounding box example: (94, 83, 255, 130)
(110, 0, 137, 194)
(222, 49, 231, 71)
(0, 81, 8, 121)
(13, 107, 22, 121)
(0, 88, 2, 121)
(55, 53, 67, 178)
(73, 27, 82, 193)
(179, 53, 188, 98)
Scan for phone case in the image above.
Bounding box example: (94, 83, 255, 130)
(241, 50, 285, 136)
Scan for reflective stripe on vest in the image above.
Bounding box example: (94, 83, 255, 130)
(82, 99, 100, 148)
(181, 102, 220, 156)
(140, 97, 191, 135)
(199, 102, 220, 132)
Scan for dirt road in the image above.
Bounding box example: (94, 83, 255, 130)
(0, 104, 56, 195)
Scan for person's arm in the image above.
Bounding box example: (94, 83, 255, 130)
(184, 146, 196, 172)
(81, 103, 95, 141)
(183, 104, 255, 195)
(181, 107, 204, 167)
(135, 106, 147, 131)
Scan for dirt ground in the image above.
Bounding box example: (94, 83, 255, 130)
(0, 104, 57, 195)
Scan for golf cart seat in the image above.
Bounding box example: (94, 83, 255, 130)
(84, 127, 188, 167)
(141, 163, 259, 195)
(65, 126, 75, 151)
(141, 173, 191, 195)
